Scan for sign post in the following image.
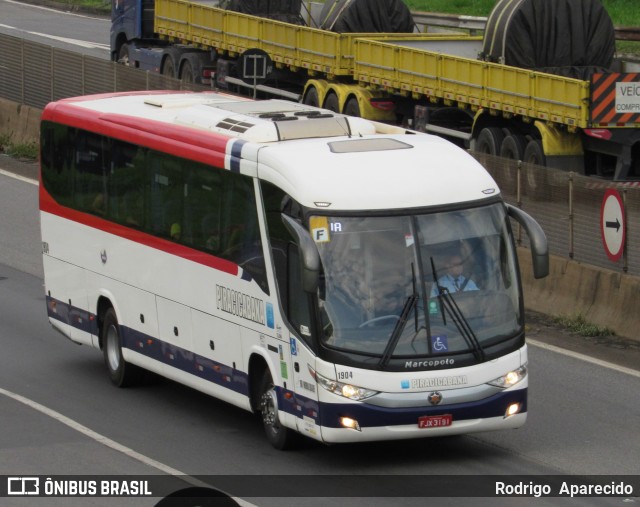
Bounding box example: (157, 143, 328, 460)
(239, 49, 272, 99)
(600, 188, 626, 262)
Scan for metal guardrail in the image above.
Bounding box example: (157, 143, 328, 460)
(1, 32, 640, 277)
(0, 33, 205, 108)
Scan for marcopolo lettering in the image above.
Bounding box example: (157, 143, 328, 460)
(216, 284, 266, 325)
(405, 358, 455, 369)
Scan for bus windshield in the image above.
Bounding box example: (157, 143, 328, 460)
(313, 203, 522, 363)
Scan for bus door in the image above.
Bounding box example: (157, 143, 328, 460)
(285, 246, 322, 440)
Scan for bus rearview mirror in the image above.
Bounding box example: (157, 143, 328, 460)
(281, 214, 321, 293)
(506, 204, 549, 279)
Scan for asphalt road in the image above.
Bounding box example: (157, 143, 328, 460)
(0, 0, 110, 58)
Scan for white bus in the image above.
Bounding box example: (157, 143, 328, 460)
(40, 91, 548, 449)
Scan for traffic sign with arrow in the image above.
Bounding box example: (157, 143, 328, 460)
(600, 189, 626, 262)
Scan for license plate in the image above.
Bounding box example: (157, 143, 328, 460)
(418, 414, 452, 428)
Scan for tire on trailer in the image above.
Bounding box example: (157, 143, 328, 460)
(475, 127, 505, 156)
(344, 97, 361, 117)
(523, 138, 546, 166)
(102, 308, 142, 388)
(259, 368, 297, 450)
(323, 93, 340, 113)
(498, 134, 528, 196)
(180, 59, 196, 83)
(303, 87, 320, 108)
(523, 138, 548, 199)
(500, 134, 527, 160)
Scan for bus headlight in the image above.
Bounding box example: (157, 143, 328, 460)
(488, 365, 527, 388)
(309, 366, 379, 401)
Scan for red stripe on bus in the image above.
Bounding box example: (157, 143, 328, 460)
(40, 186, 240, 276)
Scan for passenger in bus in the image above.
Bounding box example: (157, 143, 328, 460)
(170, 222, 182, 241)
(431, 253, 479, 295)
(124, 193, 143, 227)
(91, 193, 106, 216)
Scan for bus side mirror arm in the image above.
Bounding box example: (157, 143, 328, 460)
(506, 204, 549, 279)
(281, 214, 320, 293)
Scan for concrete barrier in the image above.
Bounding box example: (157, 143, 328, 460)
(518, 248, 638, 340)
(1, 97, 638, 341)
(0, 98, 41, 145)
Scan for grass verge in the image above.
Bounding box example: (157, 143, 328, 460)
(550, 314, 615, 338)
(0, 133, 39, 160)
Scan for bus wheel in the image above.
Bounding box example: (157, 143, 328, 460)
(259, 369, 296, 450)
(102, 308, 140, 387)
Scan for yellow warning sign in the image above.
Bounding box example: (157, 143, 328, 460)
(309, 216, 330, 243)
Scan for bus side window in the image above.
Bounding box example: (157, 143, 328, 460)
(41, 122, 75, 209)
(73, 130, 106, 215)
(108, 140, 146, 228)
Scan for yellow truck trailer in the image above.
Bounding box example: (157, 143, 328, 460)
(111, 0, 640, 180)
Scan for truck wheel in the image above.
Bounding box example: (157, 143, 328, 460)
(303, 87, 319, 108)
(161, 56, 176, 78)
(180, 60, 195, 83)
(259, 369, 297, 450)
(523, 139, 548, 199)
(323, 93, 340, 113)
(475, 127, 504, 156)
(498, 134, 527, 196)
(524, 138, 546, 166)
(118, 44, 130, 66)
(102, 308, 141, 387)
(344, 97, 361, 117)
(500, 134, 527, 160)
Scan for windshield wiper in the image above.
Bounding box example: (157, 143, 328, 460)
(379, 292, 418, 368)
(431, 257, 485, 362)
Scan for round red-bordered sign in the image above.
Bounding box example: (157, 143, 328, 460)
(600, 189, 626, 262)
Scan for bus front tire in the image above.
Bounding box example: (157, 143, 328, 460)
(259, 369, 297, 450)
(102, 308, 141, 388)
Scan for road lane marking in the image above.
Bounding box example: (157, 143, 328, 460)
(0, 23, 109, 50)
(0, 168, 38, 186)
(3, 0, 108, 20)
(529, 338, 640, 379)
(0, 385, 256, 505)
(26, 31, 110, 50)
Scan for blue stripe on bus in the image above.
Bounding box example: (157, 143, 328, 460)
(47, 295, 525, 430)
(121, 325, 250, 396)
(46, 295, 98, 335)
(229, 140, 246, 173)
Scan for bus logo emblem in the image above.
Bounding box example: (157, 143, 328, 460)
(428, 392, 443, 405)
(100, 250, 107, 264)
